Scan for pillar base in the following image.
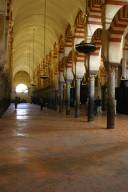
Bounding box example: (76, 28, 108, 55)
(107, 126, 115, 129)
(75, 111, 80, 118)
(66, 110, 70, 116)
(88, 116, 94, 122)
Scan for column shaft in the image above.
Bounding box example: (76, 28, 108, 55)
(101, 85, 107, 111)
(66, 81, 71, 115)
(75, 78, 81, 117)
(88, 75, 95, 121)
(107, 66, 115, 129)
(122, 56, 127, 79)
(59, 82, 64, 112)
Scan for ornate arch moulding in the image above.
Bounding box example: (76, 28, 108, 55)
(74, 10, 85, 46)
(73, 10, 86, 79)
(75, 0, 104, 55)
(64, 24, 73, 57)
(105, 0, 128, 29)
(40, 58, 49, 79)
(108, 4, 128, 64)
(64, 51, 74, 81)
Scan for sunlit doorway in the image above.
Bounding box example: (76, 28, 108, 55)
(16, 84, 28, 93)
(15, 84, 28, 103)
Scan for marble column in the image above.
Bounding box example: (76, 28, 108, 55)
(66, 80, 71, 115)
(101, 85, 107, 111)
(59, 82, 64, 112)
(88, 75, 95, 121)
(122, 49, 127, 79)
(75, 78, 81, 117)
(107, 66, 115, 129)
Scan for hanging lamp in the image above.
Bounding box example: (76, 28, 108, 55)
(75, 0, 96, 54)
(75, 42, 96, 54)
(40, 74, 49, 79)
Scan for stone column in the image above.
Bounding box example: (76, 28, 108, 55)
(54, 76, 59, 111)
(59, 82, 64, 112)
(88, 75, 95, 121)
(75, 78, 81, 117)
(66, 80, 71, 115)
(122, 50, 127, 79)
(107, 66, 115, 129)
(54, 89, 58, 110)
(101, 85, 107, 111)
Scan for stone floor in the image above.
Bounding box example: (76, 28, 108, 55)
(0, 103, 128, 192)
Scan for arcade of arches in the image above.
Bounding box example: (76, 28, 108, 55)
(0, 0, 127, 128)
(0, 1, 128, 127)
(0, 1, 128, 120)
(0, 0, 128, 191)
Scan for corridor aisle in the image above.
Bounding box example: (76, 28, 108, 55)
(0, 104, 128, 192)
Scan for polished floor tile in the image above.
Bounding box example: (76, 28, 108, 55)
(0, 103, 128, 192)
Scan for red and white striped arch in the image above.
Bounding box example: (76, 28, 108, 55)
(66, 51, 73, 68)
(52, 42, 59, 88)
(65, 51, 74, 81)
(122, 33, 128, 78)
(40, 56, 47, 78)
(58, 35, 65, 82)
(74, 52, 86, 79)
(109, 5, 128, 42)
(64, 24, 73, 57)
(109, 5, 128, 64)
(49, 51, 55, 84)
(64, 25, 74, 81)
(105, 0, 128, 29)
(58, 35, 64, 72)
(53, 42, 58, 59)
(87, 0, 102, 42)
(73, 10, 86, 79)
(53, 42, 58, 75)
(91, 28, 102, 56)
(6, 0, 13, 47)
(7, 0, 12, 18)
(74, 10, 85, 46)
(89, 28, 102, 72)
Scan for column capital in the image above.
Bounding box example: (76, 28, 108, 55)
(110, 62, 120, 68)
(66, 79, 72, 83)
(90, 71, 97, 77)
(75, 77, 82, 80)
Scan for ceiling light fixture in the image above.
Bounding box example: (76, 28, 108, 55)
(75, 1, 96, 54)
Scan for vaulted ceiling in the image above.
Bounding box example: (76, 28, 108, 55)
(12, 0, 84, 78)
